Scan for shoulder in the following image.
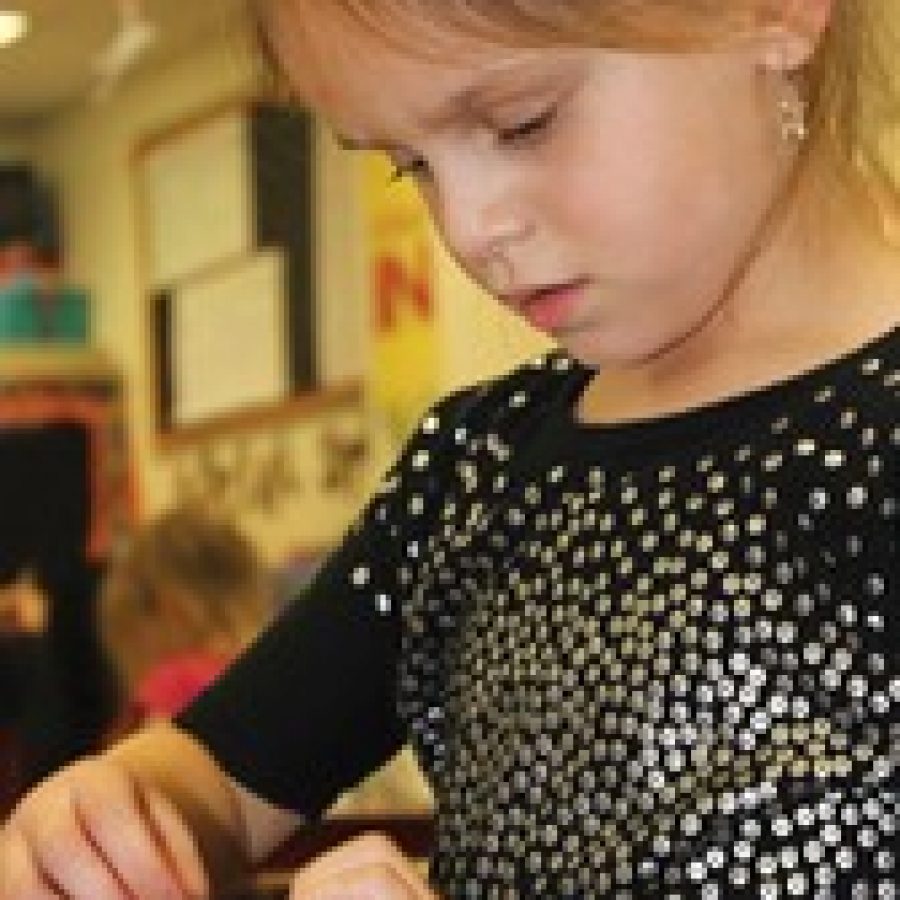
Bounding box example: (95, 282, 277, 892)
(361, 351, 586, 531)
(408, 350, 587, 451)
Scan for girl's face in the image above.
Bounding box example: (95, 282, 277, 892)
(268, 3, 799, 367)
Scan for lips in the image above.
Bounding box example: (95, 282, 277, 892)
(501, 277, 590, 333)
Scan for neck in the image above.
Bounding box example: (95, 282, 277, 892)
(579, 147, 900, 423)
(664, 146, 892, 362)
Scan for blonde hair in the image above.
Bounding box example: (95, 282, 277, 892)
(253, 0, 900, 217)
(99, 505, 271, 690)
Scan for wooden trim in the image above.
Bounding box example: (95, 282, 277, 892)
(155, 382, 362, 450)
(0, 347, 121, 385)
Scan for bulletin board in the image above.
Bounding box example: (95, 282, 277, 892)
(167, 250, 287, 427)
(139, 110, 251, 285)
(135, 98, 359, 445)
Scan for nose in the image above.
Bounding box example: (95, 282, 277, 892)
(430, 153, 532, 277)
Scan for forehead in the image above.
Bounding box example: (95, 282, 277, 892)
(263, 0, 568, 136)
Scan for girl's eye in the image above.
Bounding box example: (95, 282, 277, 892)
(497, 105, 558, 144)
(386, 103, 559, 184)
(388, 157, 430, 184)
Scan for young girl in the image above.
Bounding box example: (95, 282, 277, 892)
(1, 1, 897, 898)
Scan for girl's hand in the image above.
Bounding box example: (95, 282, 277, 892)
(0, 756, 209, 899)
(289, 833, 437, 899)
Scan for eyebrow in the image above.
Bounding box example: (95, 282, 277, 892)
(333, 86, 476, 153)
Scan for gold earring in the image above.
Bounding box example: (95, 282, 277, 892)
(777, 83, 808, 144)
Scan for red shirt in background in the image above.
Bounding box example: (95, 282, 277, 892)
(133, 652, 229, 719)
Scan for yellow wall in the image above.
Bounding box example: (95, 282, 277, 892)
(23, 23, 550, 561)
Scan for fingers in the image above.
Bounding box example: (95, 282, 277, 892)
(137, 781, 209, 898)
(3, 759, 210, 900)
(71, 770, 207, 899)
(290, 833, 436, 900)
(0, 826, 62, 899)
(4, 811, 123, 900)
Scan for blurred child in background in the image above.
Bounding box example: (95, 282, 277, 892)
(98, 504, 434, 815)
(97, 505, 273, 727)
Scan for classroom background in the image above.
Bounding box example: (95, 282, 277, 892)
(1, 0, 899, 864)
(0, 0, 552, 828)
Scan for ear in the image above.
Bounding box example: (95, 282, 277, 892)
(756, 0, 835, 72)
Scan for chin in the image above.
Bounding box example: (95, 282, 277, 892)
(558, 324, 677, 369)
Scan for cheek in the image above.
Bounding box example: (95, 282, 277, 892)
(562, 131, 733, 262)
(550, 65, 770, 271)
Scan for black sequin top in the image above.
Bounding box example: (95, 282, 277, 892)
(180, 325, 899, 899)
